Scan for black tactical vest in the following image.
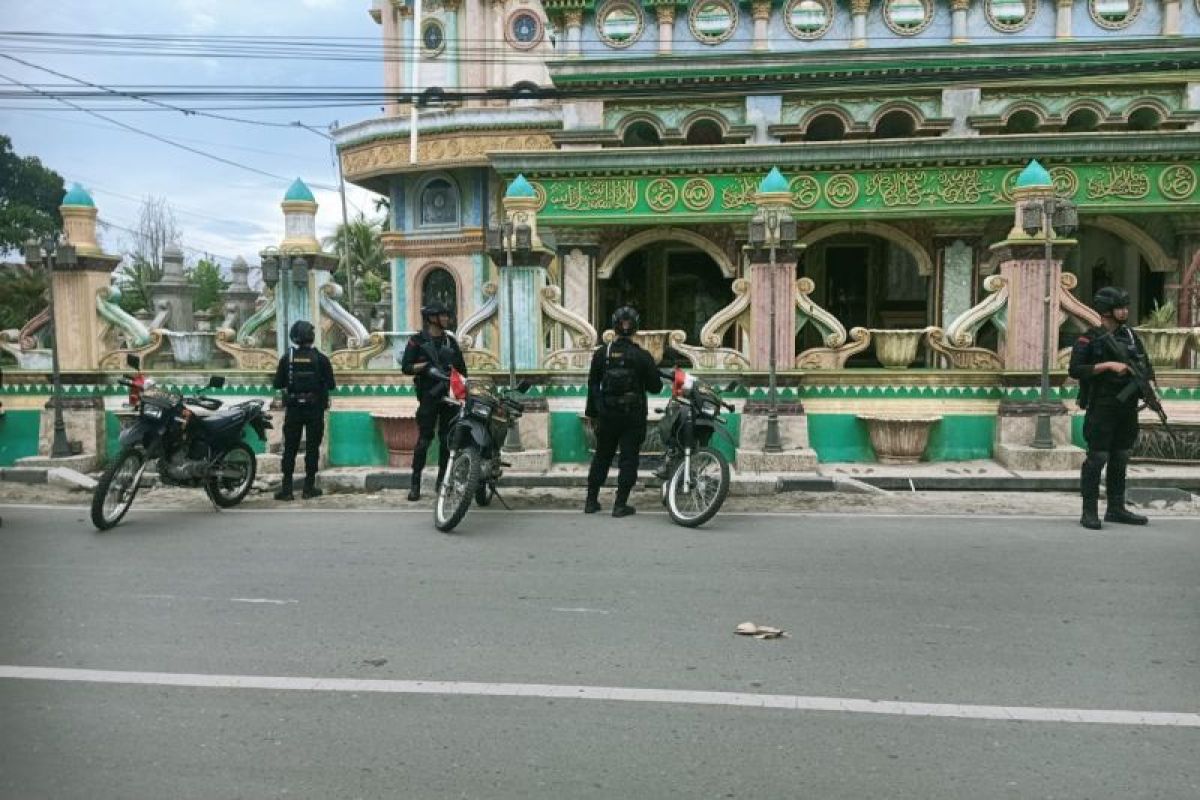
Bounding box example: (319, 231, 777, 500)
(286, 347, 323, 409)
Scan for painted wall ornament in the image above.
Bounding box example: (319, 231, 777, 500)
(688, 0, 739, 44)
(1089, 0, 1142, 29)
(784, 0, 833, 39)
(1158, 166, 1197, 202)
(680, 178, 715, 211)
(1086, 166, 1151, 200)
(548, 179, 638, 211)
(790, 175, 821, 210)
(596, 1, 644, 47)
(883, 0, 933, 35)
(646, 178, 679, 212)
(824, 174, 860, 208)
(986, 0, 1036, 32)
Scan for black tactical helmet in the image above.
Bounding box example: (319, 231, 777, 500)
(289, 320, 315, 346)
(421, 302, 450, 322)
(1093, 286, 1131, 315)
(611, 306, 640, 336)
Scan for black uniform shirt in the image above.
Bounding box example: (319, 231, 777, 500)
(272, 346, 336, 409)
(585, 336, 663, 418)
(401, 330, 467, 399)
(1068, 325, 1153, 404)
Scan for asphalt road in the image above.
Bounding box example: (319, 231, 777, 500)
(1, 503, 1198, 799)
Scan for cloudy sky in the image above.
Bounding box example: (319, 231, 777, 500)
(0, 0, 384, 267)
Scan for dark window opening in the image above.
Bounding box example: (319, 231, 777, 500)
(1064, 109, 1100, 133)
(805, 114, 846, 142)
(622, 121, 661, 147)
(1002, 110, 1040, 134)
(685, 119, 724, 146)
(874, 110, 916, 140)
(1128, 107, 1162, 131)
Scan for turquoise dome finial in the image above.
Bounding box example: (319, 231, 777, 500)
(506, 174, 536, 199)
(1015, 160, 1052, 189)
(758, 167, 789, 194)
(284, 177, 316, 202)
(62, 182, 95, 207)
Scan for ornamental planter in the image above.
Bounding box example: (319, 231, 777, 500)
(857, 415, 941, 465)
(867, 328, 928, 369)
(370, 413, 419, 467)
(1133, 327, 1192, 368)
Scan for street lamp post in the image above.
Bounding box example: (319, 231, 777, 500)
(1021, 196, 1078, 449)
(24, 236, 77, 459)
(486, 219, 533, 452)
(747, 208, 797, 453)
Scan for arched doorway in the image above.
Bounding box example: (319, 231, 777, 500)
(598, 241, 734, 363)
(420, 265, 458, 321)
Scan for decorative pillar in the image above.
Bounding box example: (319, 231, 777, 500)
(940, 239, 975, 327)
(850, 0, 870, 48)
(147, 246, 195, 331)
(737, 169, 817, 474)
(950, 0, 970, 43)
(751, 0, 771, 51)
(1055, 0, 1073, 39)
(989, 161, 1084, 471)
(495, 175, 549, 370)
(267, 178, 339, 355)
(1162, 0, 1181, 36)
(491, 0, 507, 101)
(564, 9, 584, 56)
(655, 4, 677, 55)
(220, 256, 260, 332)
(444, 0, 463, 98)
(378, 0, 403, 117)
(55, 184, 122, 372)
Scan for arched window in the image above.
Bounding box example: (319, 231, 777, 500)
(805, 113, 846, 142)
(685, 119, 724, 146)
(622, 121, 661, 147)
(1064, 108, 1100, 133)
(1128, 107, 1162, 131)
(421, 267, 458, 320)
(1002, 110, 1040, 134)
(419, 178, 459, 227)
(874, 110, 916, 139)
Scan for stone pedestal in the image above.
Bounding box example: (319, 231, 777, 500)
(993, 400, 1085, 471)
(858, 415, 941, 464)
(506, 398, 551, 472)
(736, 401, 818, 472)
(147, 246, 196, 331)
(371, 413, 419, 468)
(17, 393, 105, 472)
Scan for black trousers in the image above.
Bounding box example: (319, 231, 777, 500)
(412, 400, 457, 486)
(1080, 397, 1140, 503)
(281, 409, 325, 484)
(587, 415, 646, 504)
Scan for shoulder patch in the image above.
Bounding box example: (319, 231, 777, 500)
(1076, 336, 1090, 344)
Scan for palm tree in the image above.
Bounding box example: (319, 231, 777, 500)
(323, 213, 388, 301)
(0, 263, 49, 332)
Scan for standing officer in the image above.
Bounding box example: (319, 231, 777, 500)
(273, 320, 336, 501)
(584, 306, 663, 517)
(401, 302, 466, 501)
(1068, 286, 1153, 530)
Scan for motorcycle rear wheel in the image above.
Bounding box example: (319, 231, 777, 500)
(666, 446, 730, 528)
(434, 447, 480, 532)
(91, 447, 145, 531)
(205, 442, 257, 508)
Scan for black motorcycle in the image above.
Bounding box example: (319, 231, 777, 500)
(91, 355, 272, 530)
(654, 368, 737, 528)
(433, 369, 532, 532)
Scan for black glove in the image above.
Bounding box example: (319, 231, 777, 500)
(426, 366, 448, 382)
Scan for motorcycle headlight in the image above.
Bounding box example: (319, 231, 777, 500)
(142, 404, 163, 420)
(469, 400, 493, 419)
(700, 400, 720, 416)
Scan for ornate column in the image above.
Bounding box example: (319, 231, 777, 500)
(1055, 0, 1073, 39)
(444, 0, 463, 97)
(655, 4, 677, 55)
(491, 0, 508, 101)
(1162, 0, 1182, 36)
(147, 246, 195, 332)
(751, 0, 772, 51)
(55, 185, 122, 372)
(220, 256, 260, 332)
(266, 178, 339, 354)
(380, 0, 403, 117)
(564, 8, 584, 56)
(850, 0, 870, 48)
(950, 0, 970, 43)
(989, 161, 1084, 471)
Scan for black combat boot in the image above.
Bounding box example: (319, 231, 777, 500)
(302, 476, 323, 499)
(407, 474, 421, 502)
(274, 476, 295, 502)
(612, 489, 635, 518)
(1080, 494, 1102, 530)
(583, 490, 601, 514)
(1104, 499, 1148, 525)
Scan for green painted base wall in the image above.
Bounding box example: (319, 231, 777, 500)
(0, 410, 40, 466)
(329, 411, 389, 467)
(550, 412, 591, 463)
(807, 414, 995, 463)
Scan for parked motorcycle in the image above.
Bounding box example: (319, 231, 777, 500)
(654, 368, 737, 528)
(433, 368, 533, 532)
(91, 355, 273, 531)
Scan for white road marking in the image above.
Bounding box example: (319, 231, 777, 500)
(229, 598, 298, 605)
(550, 607, 611, 614)
(0, 665, 1196, 728)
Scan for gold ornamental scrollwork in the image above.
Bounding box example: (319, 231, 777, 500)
(937, 169, 990, 205)
(1158, 165, 1197, 201)
(530, 180, 547, 211)
(865, 170, 924, 207)
(720, 176, 758, 210)
(790, 175, 821, 209)
(1049, 167, 1079, 199)
(680, 178, 715, 211)
(1086, 165, 1151, 200)
(994, 168, 1023, 203)
(825, 174, 859, 208)
(646, 178, 679, 212)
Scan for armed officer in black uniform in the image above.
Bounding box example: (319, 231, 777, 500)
(1068, 286, 1153, 530)
(401, 302, 467, 502)
(584, 306, 663, 518)
(273, 320, 336, 501)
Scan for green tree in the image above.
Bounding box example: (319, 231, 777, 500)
(0, 264, 48, 332)
(112, 196, 181, 313)
(0, 135, 66, 253)
(113, 256, 157, 314)
(323, 212, 388, 293)
(188, 257, 229, 314)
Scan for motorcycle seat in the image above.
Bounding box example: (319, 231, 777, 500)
(196, 406, 247, 434)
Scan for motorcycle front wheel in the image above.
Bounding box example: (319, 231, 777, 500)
(434, 446, 480, 532)
(205, 442, 257, 508)
(91, 447, 146, 530)
(666, 446, 730, 528)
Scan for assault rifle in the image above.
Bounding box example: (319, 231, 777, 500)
(1096, 330, 1171, 433)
